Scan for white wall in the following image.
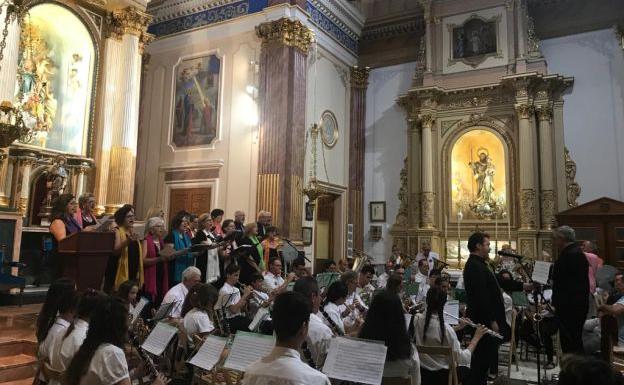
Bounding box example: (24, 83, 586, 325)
(541, 29, 624, 203)
(363, 62, 414, 262)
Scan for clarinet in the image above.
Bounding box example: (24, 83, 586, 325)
(129, 330, 159, 378)
(301, 341, 317, 369)
(320, 304, 345, 337)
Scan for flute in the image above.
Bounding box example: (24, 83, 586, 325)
(443, 311, 504, 340)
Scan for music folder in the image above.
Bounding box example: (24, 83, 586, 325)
(322, 337, 387, 385)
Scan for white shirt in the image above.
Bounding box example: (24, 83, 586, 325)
(202, 229, 220, 283)
(162, 282, 189, 318)
(383, 348, 421, 385)
(79, 343, 129, 385)
(416, 251, 440, 272)
(502, 292, 513, 327)
(215, 282, 243, 319)
(263, 271, 285, 292)
(415, 282, 430, 303)
(49, 319, 89, 385)
(377, 272, 389, 289)
(413, 313, 471, 370)
(249, 290, 270, 320)
(243, 347, 331, 385)
(183, 308, 215, 343)
(40, 318, 72, 384)
(413, 271, 427, 284)
(305, 312, 333, 368)
(322, 302, 345, 334)
(341, 292, 365, 327)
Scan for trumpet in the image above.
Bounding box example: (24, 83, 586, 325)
(443, 311, 504, 340)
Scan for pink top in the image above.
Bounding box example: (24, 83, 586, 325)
(585, 252, 603, 293)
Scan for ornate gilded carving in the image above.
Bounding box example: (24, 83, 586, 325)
(139, 32, 155, 54)
(350, 66, 370, 89)
(256, 18, 314, 54)
(527, 14, 541, 57)
(515, 104, 534, 120)
(541, 239, 553, 261)
(520, 188, 536, 229)
(520, 239, 534, 259)
(441, 119, 461, 135)
(536, 105, 552, 122)
(419, 114, 435, 129)
(394, 157, 408, 227)
(540, 189, 555, 230)
(564, 147, 581, 207)
(410, 192, 419, 225)
(108, 6, 152, 39)
(420, 191, 435, 228)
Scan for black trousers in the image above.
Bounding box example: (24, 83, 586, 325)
(557, 308, 587, 354)
(227, 315, 251, 334)
(421, 366, 470, 385)
(466, 334, 498, 385)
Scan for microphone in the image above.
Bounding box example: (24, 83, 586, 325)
(497, 250, 524, 260)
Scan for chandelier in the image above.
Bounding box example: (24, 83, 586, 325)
(302, 122, 323, 206)
(0, 100, 30, 147)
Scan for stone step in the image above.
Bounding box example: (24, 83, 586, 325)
(0, 354, 37, 383)
(0, 340, 36, 358)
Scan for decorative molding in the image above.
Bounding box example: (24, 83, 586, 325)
(526, 14, 541, 57)
(564, 147, 581, 207)
(540, 189, 555, 230)
(361, 16, 423, 41)
(108, 6, 153, 39)
(520, 239, 534, 259)
(515, 103, 534, 119)
(394, 157, 408, 227)
(420, 191, 435, 228)
(349, 66, 370, 89)
(256, 18, 314, 54)
(520, 188, 536, 229)
(306, 0, 359, 54)
(536, 105, 552, 122)
(80, 6, 104, 36)
(441, 119, 461, 135)
(419, 114, 435, 129)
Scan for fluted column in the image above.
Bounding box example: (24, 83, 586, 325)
(0, 4, 20, 103)
(420, 114, 435, 229)
(75, 163, 89, 198)
(516, 103, 537, 229)
(18, 156, 35, 216)
(0, 149, 9, 206)
(255, 18, 313, 241)
(348, 66, 369, 250)
(537, 105, 555, 229)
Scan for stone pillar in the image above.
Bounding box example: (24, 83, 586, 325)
(0, 4, 20, 103)
(95, 7, 151, 215)
(0, 149, 8, 206)
(255, 18, 313, 241)
(348, 66, 369, 250)
(407, 118, 421, 227)
(537, 105, 555, 230)
(18, 156, 35, 216)
(419, 114, 435, 229)
(516, 103, 537, 230)
(516, 0, 527, 58)
(75, 163, 89, 198)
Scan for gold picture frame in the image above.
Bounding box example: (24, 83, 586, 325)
(320, 110, 338, 148)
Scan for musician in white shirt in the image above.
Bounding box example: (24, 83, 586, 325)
(413, 287, 486, 385)
(243, 291, 331, 385)
(322, 280, 359, 336)
(294, 277, 334, 368)
(415, 241, 440, 272)
(162, 266, 201, 318)
(215, 263, 253, 332)
(413, 259, 429, 284)
(263, 257, 295, 294)
(340, 270, 367, 329)
(182, 283, 217, 344)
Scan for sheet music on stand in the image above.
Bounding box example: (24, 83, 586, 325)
(322, 337, 387, 385)
(131, 297, 149, 324)
(223, 331, 275, 372)
(141, 322, 178, 356)
(532, 261, 552, 285)
(94, 216, 114, 231)
(249, 307, 271, 332)
(316, 273, 341, 289)
(188, 335, 228, 371)
(152, 301, 177, 322)
(443, 300, 460, 325)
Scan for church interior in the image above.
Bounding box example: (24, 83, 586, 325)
(0, 0, 623, 384)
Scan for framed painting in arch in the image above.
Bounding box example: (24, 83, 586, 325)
(172, 54, 221, 148)
(369, 201, 386, 223)
(302, 227, 313, 246)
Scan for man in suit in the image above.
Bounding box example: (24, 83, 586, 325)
(463, 232, 504, 385)
(552, 225, 589, 353)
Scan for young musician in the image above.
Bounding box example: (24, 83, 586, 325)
(414, 287, 486, 385)
(243, 292, 331, 385)
(247, 273, 272, 321)
(214, 264, 253, 333)
(359, 290, 420, 385)
(116, 280, 139, 314)
(340, 270, 366, 329)
(321, 281, 350, 336)
(293, 277, 333, 368)
(65, 297, 169, 385)
(182, 283, 218, 344)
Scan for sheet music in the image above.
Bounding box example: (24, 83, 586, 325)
(249, 307, 270, 332)
(94, 216, 113, 231)
(153, 301, 177, 321)
(532, 261, 552, 285)
(223, 331, 275, 372)
(141, 322, 178, 356)
(131, 297, 149, 324)
(188, 336, 228, 370)
(443, 300, 460, 325)
(322, 337, 387, 385)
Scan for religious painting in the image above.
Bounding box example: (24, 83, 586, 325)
(450, 129, 507, 220)
(451, 17, 498, 67)
(172, 55, 221, 148)
(369, 201, 386, 222)
(16, 4, 96, 155)
(302, 227, 313, 246)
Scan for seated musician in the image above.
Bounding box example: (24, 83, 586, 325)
(415, 268, 441, 303)
(292, 258, 310, 279)
(214, 263, 253, 333)
(356, 265, 376, 307)
(413, 287, 486, 385)
(293, 277, 333, 368)
(248, 273, 275, 334)
(182, 283, 217, 344)
(64, 296, 168, 385)
(263, 257, 296, 295)
(321, 281, 355, 336)
(415, 241, 440, 272)
(323, 260, 338, 273)
(243, 292, 331, 385)
(598, 271, 624, 345)
(413, 259, 429, 284)
(162, 266, 201, 318)
(377, 260, 394, 289)
(340, 270, 367, 327)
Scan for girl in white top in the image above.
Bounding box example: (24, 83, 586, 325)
(182, 283, 218, 344)
(359, 290, 421, 385)
(321, 281, 353, 336)
(413, 286, 486, 385)
(117, 280, 139, 315)
(65, 297, 169, 385)
(35, 278, 78, 383)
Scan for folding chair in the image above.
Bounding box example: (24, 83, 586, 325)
(415, 345, 458, 385)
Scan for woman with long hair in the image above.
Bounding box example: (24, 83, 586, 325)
(64, 296, 168, 385)
(104, 205, 143, 293)
(142, 216, 171, 305)
(359, 291, 420, 385)
(182, 283, 218, 343)
(116, 280, 139, 314)
(413, 286, 486, 385)
(164, 211, 194, 285)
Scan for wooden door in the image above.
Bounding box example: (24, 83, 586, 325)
(315, 195, 336, 260)
(168, 187, 212, 218)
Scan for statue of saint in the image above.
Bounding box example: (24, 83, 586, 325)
(469, 148, 496, 207)
(45, 156, 68, 204)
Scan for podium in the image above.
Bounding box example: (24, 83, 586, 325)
(58, 232, 115, 291)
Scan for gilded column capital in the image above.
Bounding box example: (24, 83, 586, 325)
(418, 114, 435, 129)
(107, 6, 152, 40)
(350, 66, 370, 89)
(255, 18, 314, 54)
(536, 105, 553, 122)
(139, 32, 155, 54)
(514, 103, 534, 120)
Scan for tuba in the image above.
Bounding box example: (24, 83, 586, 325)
(352, 249, 373, 272)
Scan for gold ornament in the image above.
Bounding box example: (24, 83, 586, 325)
(255, 18, 314, 54)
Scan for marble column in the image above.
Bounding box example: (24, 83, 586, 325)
(516, 103, 537, 230)
(18, 155, 35, 216)
(348, 66, 369, 251)
(537, 105, 555, 229)
(420, 114, 435, 229)
(407, 118, 421, 227)
(0, 4, 20, 103)
(255, 18, 313, 241)
(95, 7, 151, 215)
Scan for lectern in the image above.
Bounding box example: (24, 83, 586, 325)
(58, 232, 115, 291)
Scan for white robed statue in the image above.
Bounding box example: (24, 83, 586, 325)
(469, 147, 496, 208)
